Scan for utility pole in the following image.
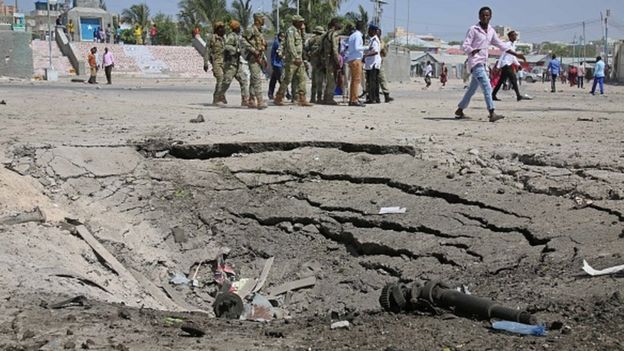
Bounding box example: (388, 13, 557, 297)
(370, 0, 387, 26)
(14, 0, 18, 12)
(582, 21, 586, 59)
(604, 9, 610, 74)
(407, 0, 410, 47)
(296, 0, 299, 15)
(572, 34, 576, 63)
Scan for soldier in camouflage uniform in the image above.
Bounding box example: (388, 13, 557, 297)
(377, 28, 394, 103)
(203, 22, 226, 105)
(304, 26, 326, 103)
(275, 15, 312, 106)
(242, 13, 268, 110)
(220, 20, 250, 106)
(320, 18, 342, 105)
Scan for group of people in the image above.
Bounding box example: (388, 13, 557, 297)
(203, 14, 395, 109)
(87, 47, 115, 85)
(92, 24, 114, 44)
(547, 55, 606, 95)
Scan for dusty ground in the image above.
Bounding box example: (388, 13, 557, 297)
(0, 75, 623, 350)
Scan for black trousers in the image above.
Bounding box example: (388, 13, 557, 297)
(365, 68, 380, 103)
(104, 65, 113, 84)
(492, 65, 520, 99)
(268, 65, 282, 98)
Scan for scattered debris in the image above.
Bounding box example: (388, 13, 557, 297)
(492, 321, 547, 336)
(264, 329, 285, 338)
(0, 99, 6, 105)
(577, 117, 594, 122)
(170, 272, 191, 286)
(190, 114, 205, 123)
(582, 260, 624, 276)
(213, 255, 236, 285)
(163, 317, 185, 326)
(455, 285, 471, 295)
(380, 280, 535, 324)
(48, 295, 88, 309)
(468, 149, 479, 156)
(213, 290, 244, 319)
(253, 257, 275, 294)
(573, 196, 593, 209)
(241, 294, 274, 322)
(0, 206, 46, 226)
(232, 278, 256, 298)
(180, 323, 205, 337)
(330, 321, 351, 330)
(379, 207, 407, 214)
(268, 276, 316, 298)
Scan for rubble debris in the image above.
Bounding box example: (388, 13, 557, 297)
(379, 207, 407, 214)
(213, 291, 244, 319)
(163, 317, 185, 326)
(189, 114, 205, 123)
(170, 272, 190, 286)
(213, 255, 236, 285)
(0, 206, 46, 226)
(573, 196, 593, 209)
(241, 294, 274, 322)
(180, 323, 205, 337)
(492, 321, 547, 336)
(232, 278, 256, 298)
(48, 295, 88, 309)
(253, 257, 275, 293)
(330, 321, 351, 330)
(380, 280, 535, 324)
(268, 276, 317, 298)
(577, 117, 594, 122)
(264, 329, 285, 338)
(582, 260, 624, 276)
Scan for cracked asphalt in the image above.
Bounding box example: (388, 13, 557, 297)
(0, 77, 623, 350)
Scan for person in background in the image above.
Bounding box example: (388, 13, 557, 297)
(377, 28, 394, 102)
(268, 32, 285, 100)
(102, 47, 115, 85)
(105, 24, 112, 44)
(568, 64, 577, 87)
(67, 19, 75, 41)
(204, 22, 226, 105)
(424, 61, 433, 88)
(547, 54, 560, 92)
(344, 20, 368, 107)
(305, 25, 326, 104)
(516, 65, 524, 86)
(363, 24, 381, 104)
(492, 30, 523, 102)
(321, 18, 343, 105)
(134, 24, 143, 45)
(88, 47, 98, 84)
(590, 56, 605, 96)
(150, 24, 158, 45)
(440, 63, 448, 87)
(577, 61, 585, 89)
(98, 27, 105, 43)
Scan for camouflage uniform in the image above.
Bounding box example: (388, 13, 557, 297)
(220, 31, 250, 104)
(275, 16, 311, 106)
(305, 26, 326, 103)
(204, 29, 225, 104)
(379, 39, 390, 95)
(321, 28, 341, 103)
(243, 15, 268, 109)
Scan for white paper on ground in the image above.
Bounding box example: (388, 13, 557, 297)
(379, 207, 407, 214)
(582, 259, 624, 276)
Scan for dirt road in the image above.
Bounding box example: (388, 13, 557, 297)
(0, 76, 622, 350)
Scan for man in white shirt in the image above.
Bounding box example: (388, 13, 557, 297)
(424, 61, 433, 88)
(492, 30, 523, 101)
(363, 24, 382, 104)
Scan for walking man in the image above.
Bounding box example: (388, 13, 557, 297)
(590, 56, 605, 95)
(577, 61, 585, 89)
(492, 30, 523, 101)
(345, 21, 368, 107)
(87, 47, 98, 84)
(305, 26, 326, 103)
(102, 47, 115, 85)
(364, 24, 381, 104)
(221, 20, 250, 107)
(321, 18, 342, 105)
(424, 61, 433, 88)
(377, 28, 394, 102)
(275, 15, 312, 107)
(204, 22, 226, 105)
(547, 54, 560, 92)
(455, 7, 525, 122)
(243, 14, 269, 109)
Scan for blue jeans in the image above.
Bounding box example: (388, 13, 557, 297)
(458, 64, 494, 111)
(591, 77, 604, 95)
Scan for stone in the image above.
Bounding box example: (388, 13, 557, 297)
(330, 320, 350, 330)
(171, 227, 187, 243)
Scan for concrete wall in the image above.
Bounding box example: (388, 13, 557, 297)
(614, 42, 623, 83)
(383, 50, 411, 83)
(0, 30, 33, 78)
(55, 26, 85, 75)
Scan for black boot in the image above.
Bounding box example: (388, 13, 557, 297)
(384, 93, 394, 103)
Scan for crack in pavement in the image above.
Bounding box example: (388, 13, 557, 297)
(163, 141, 417, 159)
(440, 242, 484, 261)
(230, 168, 530, 219)
(457, 212, 550, 247)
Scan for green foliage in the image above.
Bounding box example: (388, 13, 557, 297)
(231, 0, 253, 30)
(121, 3, 150, 30)
(119, 29, 136, 44)
(344, 4, 368, 32)
(153, 13, 179, 46)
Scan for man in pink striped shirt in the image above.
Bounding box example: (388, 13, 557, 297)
(102, 47, 115, 85)
(455, 7, 525, 122)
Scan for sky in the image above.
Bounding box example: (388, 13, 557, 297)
(22, 0, 624, 43)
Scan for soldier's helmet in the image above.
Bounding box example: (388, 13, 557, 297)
(229, 20, 240, 31)
(213, 21, 225, 31)
(292, 15, 305, 23)
(313, 26, 325, 34)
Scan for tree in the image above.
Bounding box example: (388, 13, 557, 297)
(344, 4, 368, 32)
(153, 13, 178, 46)
(121, 3, 150, 30)
(288, 0, 344, 31)
(231, 0, 253, 30)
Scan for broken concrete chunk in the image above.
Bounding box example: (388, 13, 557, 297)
(330, 321, 350, 330)
(379, 207, 406, 214)
(268, 276, 316, 298)
(170, 272, 190, 285)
